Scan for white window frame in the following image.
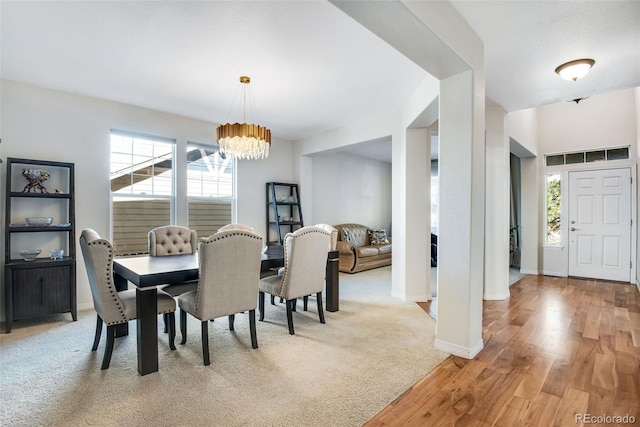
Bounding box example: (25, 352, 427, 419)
(109, 129, 177, 250)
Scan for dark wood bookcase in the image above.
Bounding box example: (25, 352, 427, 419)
(265, 182, 304, 245)
(4, 158, 77, 332)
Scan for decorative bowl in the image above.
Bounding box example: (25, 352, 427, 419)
(19, 249, 42, 261)
(49, 249, 65, 260)
(25, 217, 53, 227)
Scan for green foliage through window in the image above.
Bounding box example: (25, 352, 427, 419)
(546, 174, 561, 245)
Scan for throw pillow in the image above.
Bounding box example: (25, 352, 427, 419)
(342, 228, 355, 244)
(368, 229, 390, 245)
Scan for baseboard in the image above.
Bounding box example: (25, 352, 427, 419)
(397, 292, 432, 302)
(542, 270, 567, 277)
(434, 338, 484, 359)
(483, 291, 510, 301)
(519, 269, 539, 275)
(78, 302, 93, 311)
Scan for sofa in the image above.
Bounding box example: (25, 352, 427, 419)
(334, 223, 392, 273)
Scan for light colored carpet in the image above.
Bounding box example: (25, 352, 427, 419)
(0, 266, 448, 427)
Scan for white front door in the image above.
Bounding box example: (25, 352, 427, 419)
(568, 168, 631, 282)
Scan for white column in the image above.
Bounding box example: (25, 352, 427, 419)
(436, 70, 485, 358)
(484, 106, 510, 300)
(396, 128, 431, 301)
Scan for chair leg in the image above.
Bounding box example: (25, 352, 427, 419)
(201, 321, 210, 366)
(270, 294, 276, 305)
(228, 314, 235, 331)
(167, 312, 176, 350)
(102, 325, 116, 370)
(292, 298, 297, 312)
(92, 315, 103, 351)
(180, 309, 188, 345)
(286, 300, 295, 335)
(303, 295, 308, 311)
(249, 309, 258, 349)
(259, 291, 265, 321)
(163, 313, 169, 334)
(317, 291, 325, 324)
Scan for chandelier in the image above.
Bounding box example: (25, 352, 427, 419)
(216, 76, 271, 159)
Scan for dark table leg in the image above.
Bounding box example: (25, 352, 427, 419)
(136, 287, 158, 375)
(326, 250, 339, 312)
(112, 272, 129, 337)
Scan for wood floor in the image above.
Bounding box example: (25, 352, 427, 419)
(365, 275, 640, 426)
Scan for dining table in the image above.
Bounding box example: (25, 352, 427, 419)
(112, 245, 339, 375)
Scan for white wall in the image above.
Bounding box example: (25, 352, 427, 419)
(537, 88, 637, 155)
(236, 137, 294, 240)
(536, 88, 638, 277)
(309, 152, 391, 230)
(1, 80, 294, 311)
(508, 89, 639, 277)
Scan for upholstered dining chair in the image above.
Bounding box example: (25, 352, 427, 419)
(148, 225, 198, 334)
(259, 226, 331, 335)
(178, 228, 263, 365)
(299, 223, 338, 311)
(218, 223, 255, 232)
(314, 223, 338, 251)
(80, 228, 176, 370)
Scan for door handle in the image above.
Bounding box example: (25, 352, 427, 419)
(571, 227, 580, 231)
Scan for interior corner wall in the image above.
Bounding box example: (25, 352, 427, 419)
(309, 152, 391, 229)
(1, 80, 294, 314)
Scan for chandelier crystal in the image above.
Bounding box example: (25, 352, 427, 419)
(216, 76, 271, 159)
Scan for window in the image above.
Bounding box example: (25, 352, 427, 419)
(565, 153, 584, 164)
(546, 173, 561, 245)
(186, 142, 234, 238)
(110, 130, 175, 255)
(607, 147, 629, 160)
(545, 146, 630, 166)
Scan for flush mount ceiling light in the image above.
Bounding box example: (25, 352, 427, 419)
(216, 76, 271, 159)
(555, 58, 595, 81)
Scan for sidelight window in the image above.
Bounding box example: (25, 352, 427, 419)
(546, 173, 561, 245)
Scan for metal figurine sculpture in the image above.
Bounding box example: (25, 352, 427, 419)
(22, 169, 50, 193)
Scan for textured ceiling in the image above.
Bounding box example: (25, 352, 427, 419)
(2, 1, 639, 151)
(0, 1, 426, 142)
(451, 0, 640, 111)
